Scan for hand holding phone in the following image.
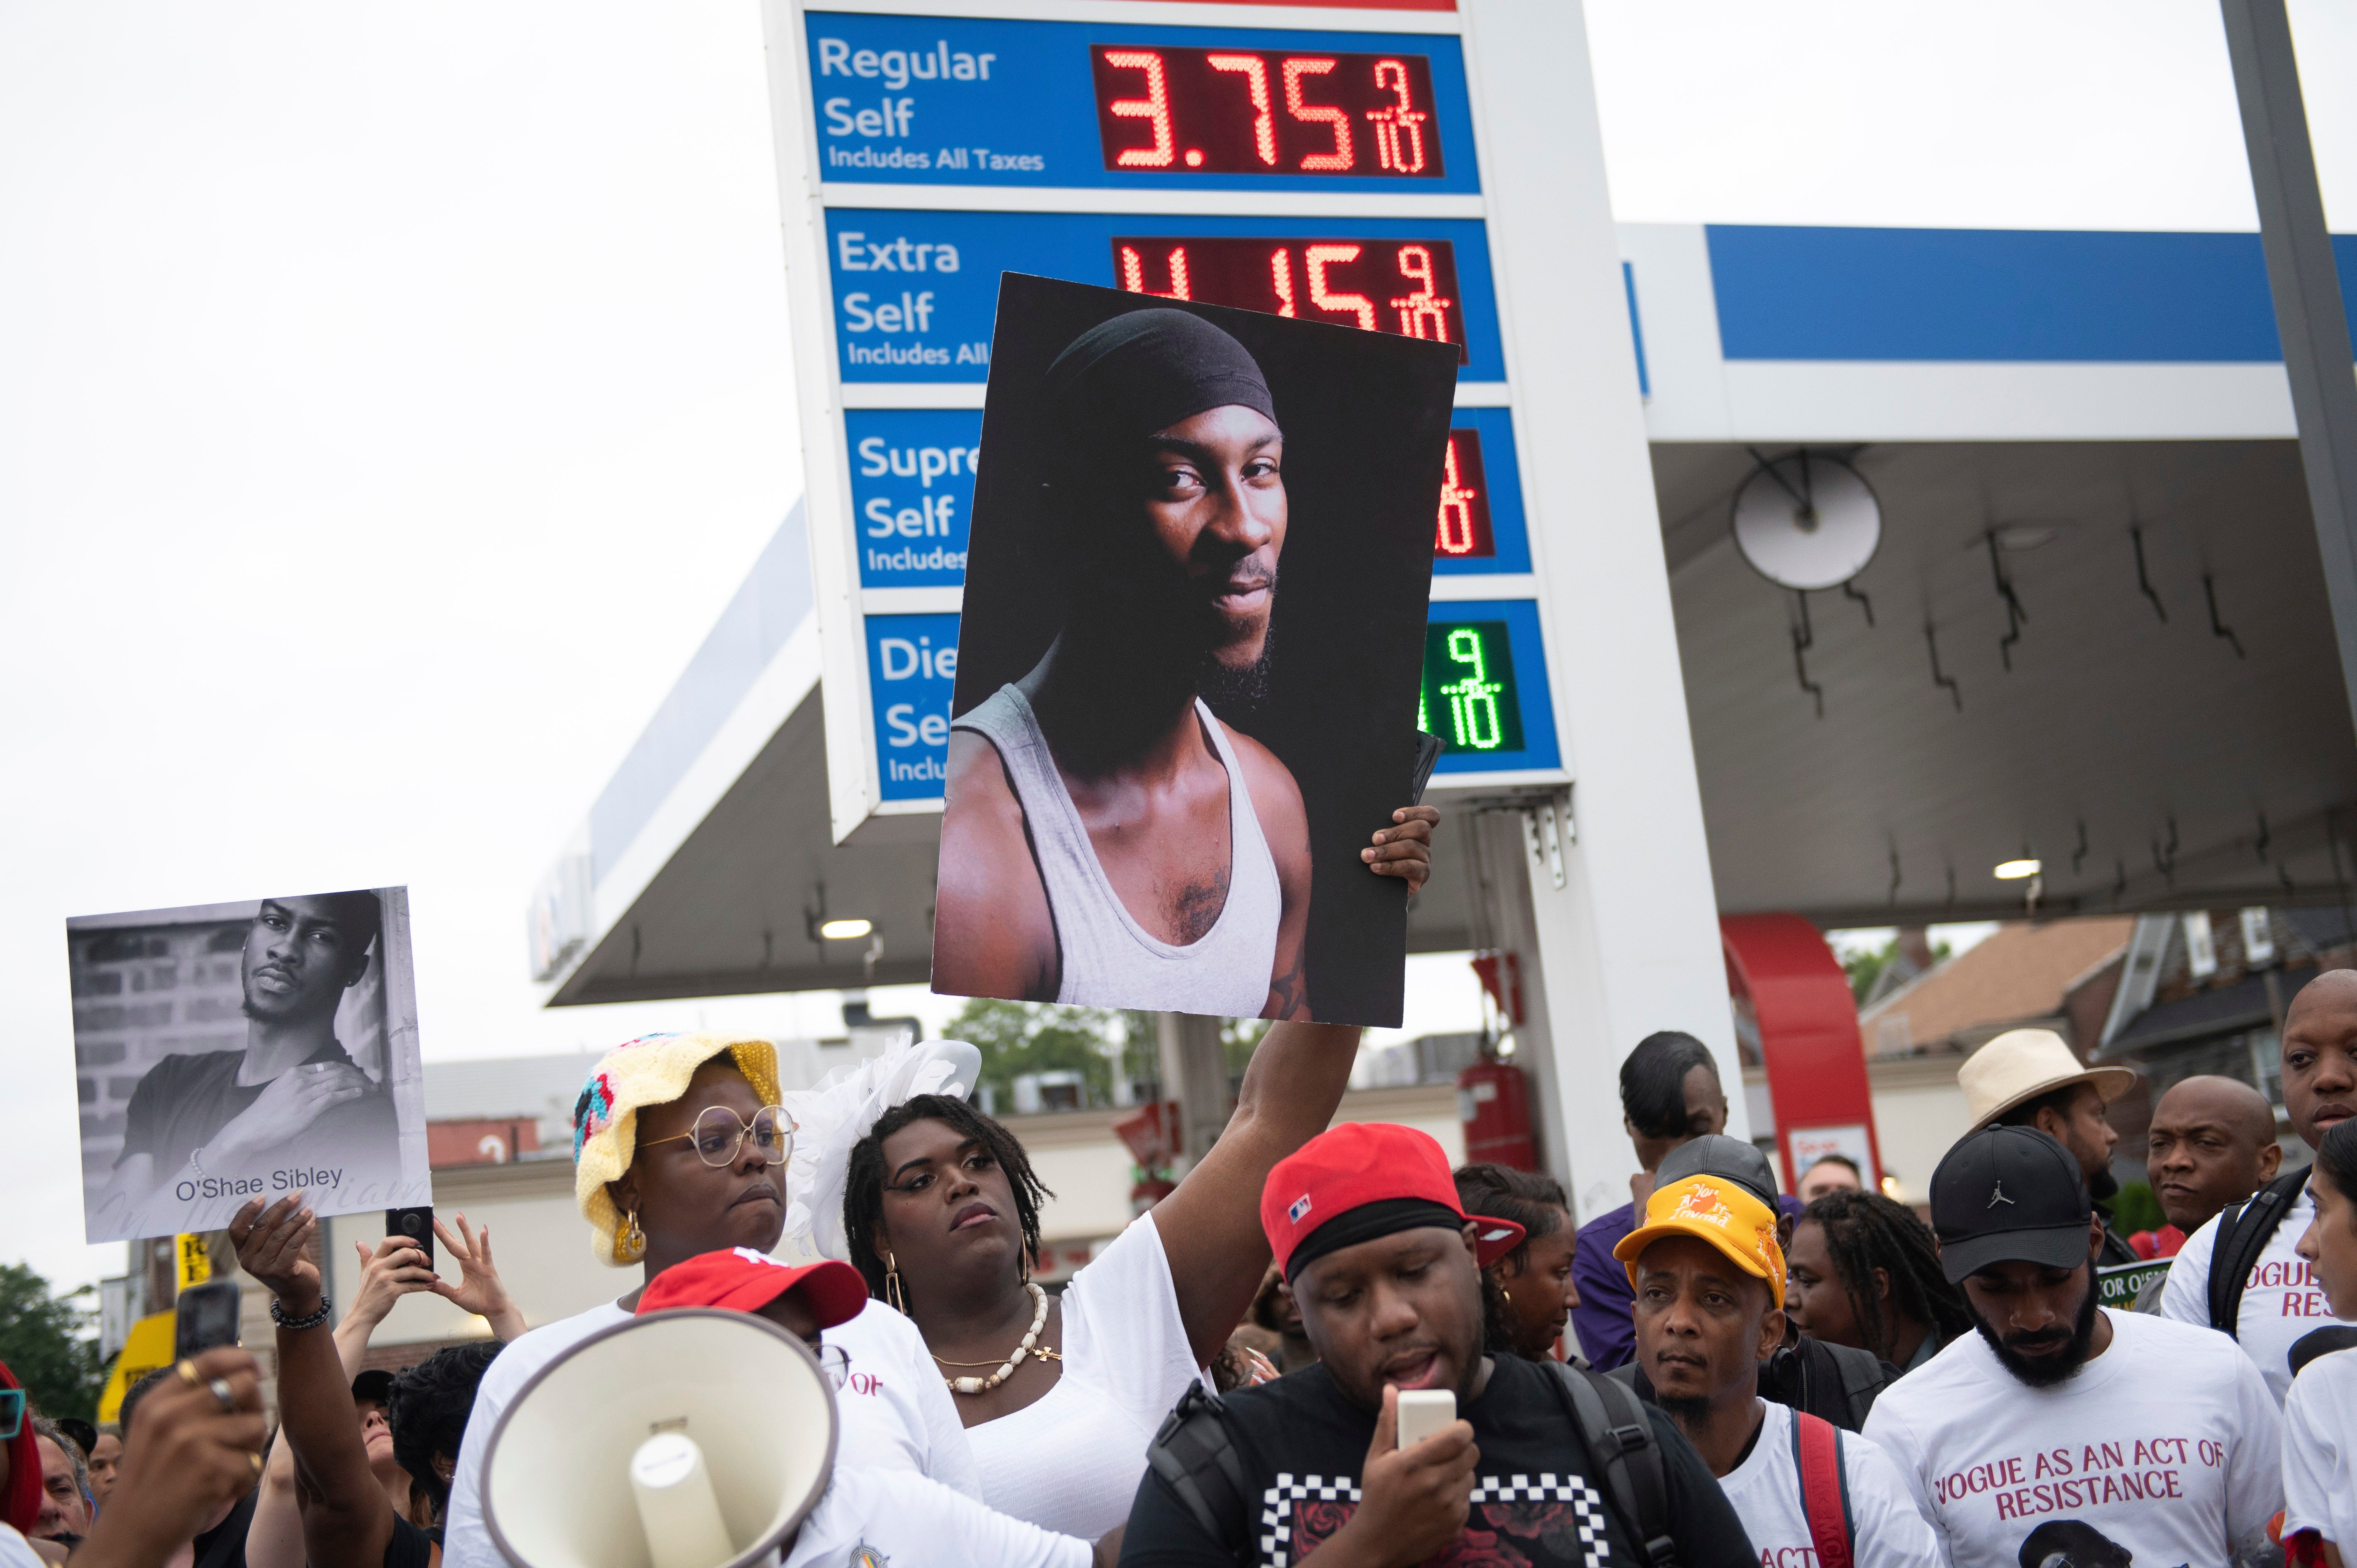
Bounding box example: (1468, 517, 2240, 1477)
(387, 1206, 435, 1269)
(173, 1280, 243, 1359)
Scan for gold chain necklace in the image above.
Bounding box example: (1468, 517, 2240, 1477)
(932, 1283, 1057, 1393)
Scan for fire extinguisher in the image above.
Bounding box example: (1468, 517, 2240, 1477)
(1458, 1058, 1536, 1170)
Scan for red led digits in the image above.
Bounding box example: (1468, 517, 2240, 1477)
(1434, 431, 1494, 559)
(1119, 244, 1192, 299)
(1206, 54, 1276, 167)
(1306, 244, 1375, 329)
(1113, 238, 1467, 363)
(1089, 47, 1443, 178)
(1282, 59, 1353, 172)
(1101, 50, 1174, 168)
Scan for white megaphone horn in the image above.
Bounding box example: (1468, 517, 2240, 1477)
(481, 1309, 838, 1568)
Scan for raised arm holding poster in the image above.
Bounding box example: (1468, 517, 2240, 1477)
(72, 886, 429, 1243)
(933, 274, 1456, 1027)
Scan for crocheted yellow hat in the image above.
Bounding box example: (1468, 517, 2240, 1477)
(572, 1032, 782, 1267)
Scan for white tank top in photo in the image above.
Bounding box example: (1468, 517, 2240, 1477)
(952, 683, 1280, 1017)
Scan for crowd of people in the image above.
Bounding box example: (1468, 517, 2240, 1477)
(7, 860, 2356, 1568)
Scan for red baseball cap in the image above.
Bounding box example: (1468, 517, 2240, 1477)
(637, 1247, 870, 1330)
(1261, 1122, 1525, 1280)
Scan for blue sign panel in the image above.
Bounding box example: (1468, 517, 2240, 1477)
(867, 612, 960, 800)
(1424, 600, 1558, 773)
(804, 12, 1479, 195)
(846, 409, 983, 587)
(1430, 407, 1529, 578)
(829, 209, 1503, 383)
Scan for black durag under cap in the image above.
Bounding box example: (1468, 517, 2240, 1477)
(1284, 1197, 1465, 1282)
(1041, 307, 1278, 445)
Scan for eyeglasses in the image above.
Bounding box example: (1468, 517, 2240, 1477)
(641, 1105, 795, 1168)
(0, 1388, 21, 1440)
(815, 1345, 852, 1390)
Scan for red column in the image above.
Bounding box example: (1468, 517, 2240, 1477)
(1720, 913, 1883, 1190)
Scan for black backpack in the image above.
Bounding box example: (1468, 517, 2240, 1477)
(2206, 1165, 2313, 1335)
(1145, 1367, 1679, 1568)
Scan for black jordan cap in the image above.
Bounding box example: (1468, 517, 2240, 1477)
(1931, 1125, 2093, 1283)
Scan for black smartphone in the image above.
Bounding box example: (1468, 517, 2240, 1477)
(387, 1206, 435, 1269)
(173, 1280, 242, 1359)
(1410, 731, 1445, 806)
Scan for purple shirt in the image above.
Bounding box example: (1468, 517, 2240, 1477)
(1570, 1191, 1807, 1371)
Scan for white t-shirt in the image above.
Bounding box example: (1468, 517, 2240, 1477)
(0, 1524, 45, 1568)
(1864, 1308, 2283, 1568)
(1720, 1400, 1944, 1568)
(2160, 1184, 2330, 1405)
(785, 1468, 1090, 1568)
(2283, 1346, 2357, 1551)
(968, 1211, 1207, 1539)
(443, 1296, 980, 1568)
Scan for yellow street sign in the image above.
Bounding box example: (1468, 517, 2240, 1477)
(175, 1233, 211, 1291)
(96, 1310, 177, 1427)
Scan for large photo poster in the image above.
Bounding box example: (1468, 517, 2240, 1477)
(933, 275, 1457, 1027)
(71, 886, 430, 1243)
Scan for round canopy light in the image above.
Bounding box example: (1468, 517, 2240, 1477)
(1730, 455, 1881, 591)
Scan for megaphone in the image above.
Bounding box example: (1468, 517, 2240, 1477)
(482, 1309, 837, 1568)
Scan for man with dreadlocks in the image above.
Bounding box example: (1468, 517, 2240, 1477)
(1786, 1189, 1974, 1375)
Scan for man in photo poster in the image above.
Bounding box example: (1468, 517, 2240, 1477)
(934, 306, 1437, 1019)
(93, 892, 398, 1233)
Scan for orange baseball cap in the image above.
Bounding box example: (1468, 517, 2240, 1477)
(637, 1247, 870, 1330)
(1613, 1174, 1787, 1307)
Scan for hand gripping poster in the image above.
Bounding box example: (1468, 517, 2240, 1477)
(932, 275, 1458, 1026)
(71, 887, 430, 1243)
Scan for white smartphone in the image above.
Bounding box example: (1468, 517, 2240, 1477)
(1395, 1388, 1456, 1449)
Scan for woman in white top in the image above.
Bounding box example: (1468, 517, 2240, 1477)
(2284, 1119, 2357, 1568)
(836, 981, 1437, 1534)
(440, 1032, 981, 1568)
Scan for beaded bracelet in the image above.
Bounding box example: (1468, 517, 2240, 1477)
(270, 1295, 333, 1331)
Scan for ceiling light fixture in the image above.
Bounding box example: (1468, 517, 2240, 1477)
(1993, 858, 2041, 881)
(819, 918, 873, 940)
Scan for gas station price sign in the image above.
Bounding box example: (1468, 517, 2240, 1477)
(824, 210, 1505, 383)
(1113, 236, 1468, 362)
(1089, 46, 1444, 178)
(1421, 601, 1559, 774)
(802, 13, 1480, 194)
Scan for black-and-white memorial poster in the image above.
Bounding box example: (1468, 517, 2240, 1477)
(71, 886, 429, 1242)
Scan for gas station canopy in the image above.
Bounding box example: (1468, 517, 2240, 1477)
(533, 216, 2357, 1009)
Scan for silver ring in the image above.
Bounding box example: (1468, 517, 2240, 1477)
(207, 1377, 238, 1415)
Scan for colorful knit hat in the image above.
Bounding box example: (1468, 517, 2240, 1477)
(573, 1032, 783, 1268)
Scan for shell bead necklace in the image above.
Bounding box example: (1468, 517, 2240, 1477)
(937, 1282, 1052, 1394)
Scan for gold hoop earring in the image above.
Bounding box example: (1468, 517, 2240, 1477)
(1501, 1286, 1513, 1306)
(885, 1250, 908, 1314)
(617, 1206, 646, 1264)
(1020, 1251, 1030, 1286)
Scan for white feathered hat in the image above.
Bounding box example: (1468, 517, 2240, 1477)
(776, 1037, 982, 1264)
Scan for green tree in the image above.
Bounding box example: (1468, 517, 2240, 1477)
(0, 1263, 106, 1422)
(1843, 935, 1952, 1005)
(949, 998, 1139, 1111)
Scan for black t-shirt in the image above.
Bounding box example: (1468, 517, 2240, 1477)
(385, 1515, 435, 1568)
(1118, 1355, 1755, 1568)
(117, 1039, 396, 1175)
(191, 1488, 255, 1568)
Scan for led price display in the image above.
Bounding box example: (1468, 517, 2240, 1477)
(1112, 236, 1467, 364)
(1434, 431, 1493, 559)
(1419, 621, 1523, 755)
(1091, 47, 1443, 178)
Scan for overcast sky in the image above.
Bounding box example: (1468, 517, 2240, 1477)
(4, 2, 2351, 1297)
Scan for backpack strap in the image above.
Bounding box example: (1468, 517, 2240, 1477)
(1548, 1361, 1679, 1568)
(1145, 1380, 1253, 1561)
(1791, 1412, 1854, 1568)
(2207, 1165, 2312, 1335)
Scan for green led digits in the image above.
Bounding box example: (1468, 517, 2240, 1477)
(1418, 620, 1523, 754)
